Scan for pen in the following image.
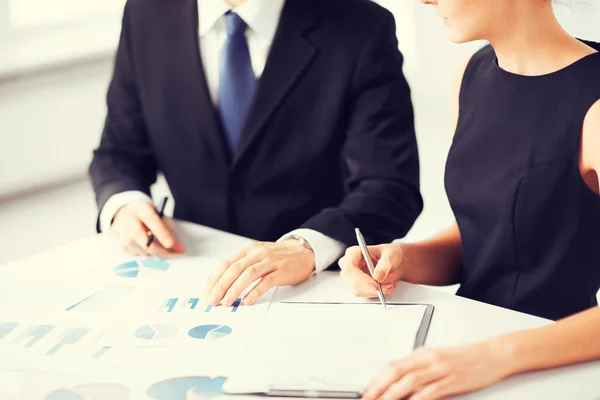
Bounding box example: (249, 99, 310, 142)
(146, 196, 169, 247)
(355, 228, 387, 310)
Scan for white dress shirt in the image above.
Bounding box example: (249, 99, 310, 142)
(100, 0, 346, 272)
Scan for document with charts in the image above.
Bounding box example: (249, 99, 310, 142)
(223, 302, 430, 394)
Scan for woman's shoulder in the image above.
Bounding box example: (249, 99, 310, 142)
(456, 44, 497, 91)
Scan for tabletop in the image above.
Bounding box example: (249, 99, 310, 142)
(0, 220, 598, 400)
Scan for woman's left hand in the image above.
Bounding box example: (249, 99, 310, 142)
(362, 341, 514, 400)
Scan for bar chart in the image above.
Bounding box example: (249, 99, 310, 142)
(0, 322, 18, 340)
(0, 318, 128, 375)
(46, 328, 90, 355)
(13, 324, 54, 348)
(159, 297, 242, 314)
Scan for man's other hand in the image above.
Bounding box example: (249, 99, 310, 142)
(206, 240, 316, 306)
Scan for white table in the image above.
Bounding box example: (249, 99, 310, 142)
(1, 220, 599, 400)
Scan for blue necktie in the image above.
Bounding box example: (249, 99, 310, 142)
(218, 12, 256, 153)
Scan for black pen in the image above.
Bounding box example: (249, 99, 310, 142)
(146, 196, 169, 247)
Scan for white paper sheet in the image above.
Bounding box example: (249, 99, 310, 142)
(0, 311, 135, 376)
(224, 302, 428, 394)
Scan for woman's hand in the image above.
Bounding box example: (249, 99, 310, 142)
(362, 342, 514, 400)
(338, 243, 406, 298)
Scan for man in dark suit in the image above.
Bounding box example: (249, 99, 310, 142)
(89, 0, 422, 306)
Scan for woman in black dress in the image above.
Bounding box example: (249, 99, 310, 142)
(339, 0, 600, 398)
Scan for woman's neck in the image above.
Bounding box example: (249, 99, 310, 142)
(487, 2, 594, 76)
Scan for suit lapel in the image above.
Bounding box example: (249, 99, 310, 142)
(173, 0, 231, 165)
(232, 0, 318, 168)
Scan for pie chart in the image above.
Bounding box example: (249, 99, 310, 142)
(114, 259, 170, 278)
(188, 325, 232, 340)
(147, 376, 226, 399)
(45, 384, 130, 400)
(135, 324, 178, 340)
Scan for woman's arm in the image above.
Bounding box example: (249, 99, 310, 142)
(398, 56, 472, 286)
(581, 98, 600, 193)
(362, 307, 600, 400)
(499, 306, 600, 374)
(400, 223, 462, 286)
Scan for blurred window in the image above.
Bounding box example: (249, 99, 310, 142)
(0, 0, 127, 76)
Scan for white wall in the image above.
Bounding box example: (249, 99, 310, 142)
(0, 61, 112, 198)
(555, 1, 600, 40)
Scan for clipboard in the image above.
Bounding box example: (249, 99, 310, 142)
(276, 301, 435, 349)
(222, 302, 435, 399)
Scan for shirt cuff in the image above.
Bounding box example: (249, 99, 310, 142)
(279, 228, 346, 273)
(99, 191, 153, 233)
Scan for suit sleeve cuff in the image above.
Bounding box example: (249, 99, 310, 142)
(99, 191, 153, 233)
(279, 228, 346, 273)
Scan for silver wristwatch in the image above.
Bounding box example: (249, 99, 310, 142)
(289, 235, 313, 251)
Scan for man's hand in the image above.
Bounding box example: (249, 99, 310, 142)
(206, 240, 316, 307)
(111, 202, 185, 258)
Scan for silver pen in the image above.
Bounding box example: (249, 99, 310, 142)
(355, 228, 387, 309)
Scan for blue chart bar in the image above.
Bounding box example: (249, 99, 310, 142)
(92, 347, 110, 359)
(46, 328, 89, 356)
(14, 325, 54, 348)
(231, 298, 242, 313)
(188, 298, 199, 310)
(0, 322, 18, 340)
(204, 304, 213, 313)
(164, 298, 178, 313)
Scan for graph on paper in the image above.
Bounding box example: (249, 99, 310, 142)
(134, 324, 178, 340)
(0, 322, 19, 340)
(159, 297, 242, 314)
(4, 324, 109, 357)
(66, 284, 135, 313)
(114, 259, 170, 278)
(0, 317, 132, 374)
(188, 325, 232, 340)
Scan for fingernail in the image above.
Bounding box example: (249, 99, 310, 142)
(243, 297, 252, 305)
(156, 250, 168, 260)
(208, 294, 218, 306)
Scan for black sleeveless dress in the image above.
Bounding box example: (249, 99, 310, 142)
(445, 41, 600, 321)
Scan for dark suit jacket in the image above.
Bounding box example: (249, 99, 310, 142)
(89, 0, 423, 256)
